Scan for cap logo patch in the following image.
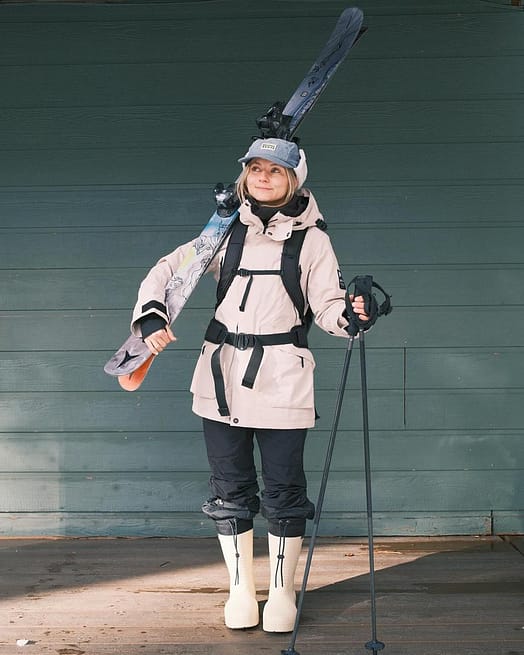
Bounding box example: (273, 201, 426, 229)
(260, 143, 277, 151)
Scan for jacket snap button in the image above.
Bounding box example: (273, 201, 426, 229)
(233, 418, 239, 424)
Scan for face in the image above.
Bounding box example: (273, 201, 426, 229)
(245, 158, 291, 206)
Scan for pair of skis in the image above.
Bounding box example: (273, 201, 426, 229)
(104, 7, 366, 390)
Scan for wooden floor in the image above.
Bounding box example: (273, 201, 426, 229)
(1, 535, 523, 655)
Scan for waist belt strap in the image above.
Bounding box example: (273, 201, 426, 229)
(205, 318, 308, 417)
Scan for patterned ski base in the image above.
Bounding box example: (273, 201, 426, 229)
(103, 210, 238, 379)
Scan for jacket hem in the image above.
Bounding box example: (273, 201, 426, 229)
(192, 397, 315, 430)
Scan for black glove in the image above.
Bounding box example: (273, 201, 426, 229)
(345, 275, 392, 337)
(139, 315, 167, 340)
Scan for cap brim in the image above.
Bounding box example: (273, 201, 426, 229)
(237, 154, 294, 167)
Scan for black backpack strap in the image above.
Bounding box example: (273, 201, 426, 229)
(215, 218, 248, 310)
(281, 228, 309, 324)
(216, 221, 313, 324)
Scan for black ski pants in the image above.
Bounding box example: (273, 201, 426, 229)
(201, 418, 315, 537)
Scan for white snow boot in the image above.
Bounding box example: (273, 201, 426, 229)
(263, 533, 303, 632)
(217, 529, 259, 629)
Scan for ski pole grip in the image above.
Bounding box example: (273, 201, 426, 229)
(353, 275, 374, 316)
(345, 275, 392, 336)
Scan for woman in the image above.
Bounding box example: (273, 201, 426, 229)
(131, 138, 369, 632)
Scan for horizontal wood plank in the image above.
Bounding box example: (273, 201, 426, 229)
(2, 266, 524, 310)
(1, 58, 523, 110)
(407, 348, 524, 388)
(0, 430, 521, 473)
(2, 99, 523, 149)
(0, 0, 501, 23)
(0, 348, 403, 392)
(0, 511, 494, 537)
(1, 11, 521, 66)
(1, 143, 523, 187)
(2, 307, 523, 349)
(0, 389, 404, 432)
(1, 223, 523, 269)
(0, 622, 519, 649)
(407, 389, 524, 429)
(0, 470, 521, 513)
(1, 184, 524, 229)
(493, 511, 524, 535)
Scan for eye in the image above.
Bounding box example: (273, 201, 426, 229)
(271, 167, 283, 174)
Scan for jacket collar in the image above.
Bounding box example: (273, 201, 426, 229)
(238, 189, 324, 241)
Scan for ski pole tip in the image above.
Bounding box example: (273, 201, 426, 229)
(365, 639, 385, 653)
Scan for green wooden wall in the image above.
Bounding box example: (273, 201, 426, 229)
(1, 0, 523, 537)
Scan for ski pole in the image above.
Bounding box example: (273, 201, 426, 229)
(282, 334, 356, 655)
(358, 326, 385, 655)
(349, 275, 390, 654)
(281, 276, 391, 655)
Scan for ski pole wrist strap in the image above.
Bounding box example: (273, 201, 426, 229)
(345, 275, 392, 337)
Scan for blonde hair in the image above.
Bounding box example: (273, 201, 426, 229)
(236, 161, 299, 206)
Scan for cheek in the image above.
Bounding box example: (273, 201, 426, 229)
(276, 177, 290, 194)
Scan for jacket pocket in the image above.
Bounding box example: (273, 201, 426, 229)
(257, 346, 315, 409)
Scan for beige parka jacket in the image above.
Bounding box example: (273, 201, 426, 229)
(131, 189, 350, 429)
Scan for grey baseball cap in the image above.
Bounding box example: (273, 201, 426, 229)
(238, 138, 300, 168)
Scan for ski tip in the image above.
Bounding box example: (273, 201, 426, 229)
(341, 7, 366, 40)
(341, 6, 364, 23)
(117, 354, 155, 391)
(345, 6, 363, 16)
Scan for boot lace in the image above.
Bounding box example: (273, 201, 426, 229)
(274, 519, 290, 588)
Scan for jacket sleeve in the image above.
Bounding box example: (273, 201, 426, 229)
(130, 238, 223, 336)
(303, 230, 350, 338)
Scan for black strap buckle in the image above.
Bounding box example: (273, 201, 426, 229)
(205, 318, 227, 344)
(233, 333, 253, 350)
(290, 324, 309, 348)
